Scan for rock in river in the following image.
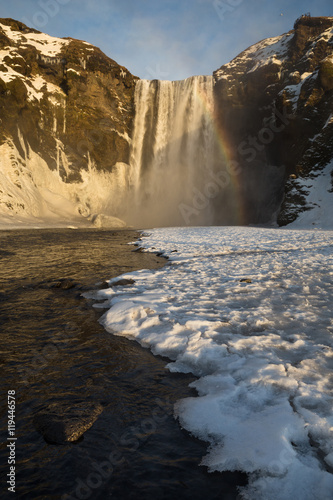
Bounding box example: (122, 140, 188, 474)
(34, 402, 103, 444)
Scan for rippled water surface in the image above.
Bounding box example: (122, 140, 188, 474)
(0, 229, 246, 499)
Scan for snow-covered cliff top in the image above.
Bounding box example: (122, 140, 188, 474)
(0, 21, 69, 56)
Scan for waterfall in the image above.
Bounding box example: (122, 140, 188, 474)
(123, 75, 222, 227)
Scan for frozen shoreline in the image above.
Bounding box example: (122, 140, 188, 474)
(92, 226, 333, 500)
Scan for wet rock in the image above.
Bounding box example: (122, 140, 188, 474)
(112, 278, 135, 286)
(33, 402, 103, 444)
(35, 278, 79, 290)
(0, 249, 15, 257)
(51, 279, 77, 290)
(99, 281, 111, 290)
(240, 278, 252, 283)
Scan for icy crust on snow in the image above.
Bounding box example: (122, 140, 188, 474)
(97, 227, 333, 500)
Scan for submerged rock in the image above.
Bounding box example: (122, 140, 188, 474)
(35, 278, 79, 290)
(51, 278, 77, 290)
(33, 402, 103, 444)
(131, 246, 143, 253)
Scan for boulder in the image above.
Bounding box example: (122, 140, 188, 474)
(33, 402, 103, 444)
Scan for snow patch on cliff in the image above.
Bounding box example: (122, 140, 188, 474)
(281, 72, 317, 112)
(215, 32, 292, 80)
(0, 47, 65, 102)
(287, 161, 333, 229)
(0, 22, 69, 56)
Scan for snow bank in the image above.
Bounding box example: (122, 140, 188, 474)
(95, 226, 333, 499)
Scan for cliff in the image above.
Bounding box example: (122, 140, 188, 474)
(214, 15, 333, 226)
(0, 18, 137, 227)
(0, 16, 332, 228)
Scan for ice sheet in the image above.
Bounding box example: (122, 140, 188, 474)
(97, 226, 333, 499)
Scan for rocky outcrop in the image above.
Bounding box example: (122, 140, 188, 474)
(213, 15, 333, 225)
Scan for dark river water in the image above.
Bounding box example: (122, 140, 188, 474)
(0, 229, 246, 500)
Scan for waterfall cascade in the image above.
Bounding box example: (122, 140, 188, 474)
(121, 76, 230, 227)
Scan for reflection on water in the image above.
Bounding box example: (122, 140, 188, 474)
(0, 229, 246, 499)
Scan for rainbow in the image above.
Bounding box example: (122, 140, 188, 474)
(196, 80, 247, 225)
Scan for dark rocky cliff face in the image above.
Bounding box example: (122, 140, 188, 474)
(213, 15, 333, 225)
(0, 18, 137, 226)
(0, 18, 137, 179)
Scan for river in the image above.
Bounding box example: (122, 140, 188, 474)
(0, 228, 246, 499)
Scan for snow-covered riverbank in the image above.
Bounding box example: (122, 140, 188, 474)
(95, 226, 333, 500)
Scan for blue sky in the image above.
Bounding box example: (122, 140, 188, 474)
(1, 0, 332, 79)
